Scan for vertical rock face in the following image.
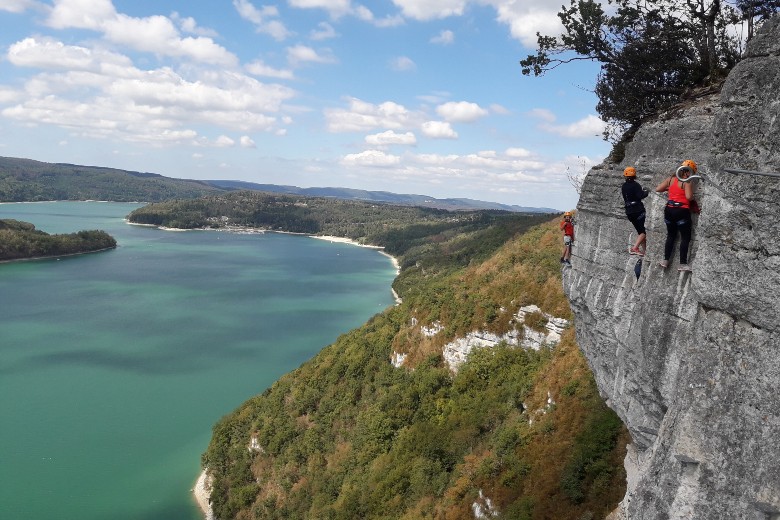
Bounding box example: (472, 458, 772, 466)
(564, 17, 780, 520)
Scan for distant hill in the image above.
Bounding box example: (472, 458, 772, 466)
(0, 156, 559, 212)
(0, 218, 116, 262)
(205, 180, 559, 213)
(0, 156, 222, 202)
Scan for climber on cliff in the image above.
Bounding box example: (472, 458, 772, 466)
(655, 160, 697, 272)
(560, 211, 574, 267)
(622, 166, 649, 256)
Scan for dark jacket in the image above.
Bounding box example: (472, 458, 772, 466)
(622, 179, 649, 216)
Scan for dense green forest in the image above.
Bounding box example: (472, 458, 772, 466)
(0, 219, 116, 261)
(128, 191, 552, 272)
(200, 211, 627, 520)
(0, 156, 221, 202)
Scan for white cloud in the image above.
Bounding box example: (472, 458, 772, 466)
(0, 0, 40, 13)
(45, 0, 237, 66)
(214, 135, 235, 147)
(240, 135, 256, 148)
(490, 2, 563, 47)
(389, 56, 415, 71)
(391, 0, 466, 20)
(436, 101, 488, 123)
(192, 152, 204, 159)
(506, 147, 532, 158)
(287, 44, 336, 66)
(490, 103, 509, 115)
(1, 37, 297, 144)
(528, 107, 556, 123)
(365, 130, 416, 146)
(325, 98, 411, 132)
(310, 21, 337, 40)
(420, 121, 457, 139)
(245, 60, 294, 79)
(171, 12, 218, 37)
(341, 149, 401, 167)
(233, 0, 290, 40)
(531, 109, 606, 138)
(430, 29, 454, 45)
(288, 0, 352, 17)
(8, 37, 132, 71)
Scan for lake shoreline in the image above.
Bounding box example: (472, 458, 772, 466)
(193, 470, 214, 520)
(0, 246, 116, 264)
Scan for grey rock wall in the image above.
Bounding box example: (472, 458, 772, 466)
(564, 16, 780, 520)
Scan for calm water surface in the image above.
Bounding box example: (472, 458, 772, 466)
(0, 202, 397, 520)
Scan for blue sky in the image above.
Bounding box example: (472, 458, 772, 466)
(0, 0, 610, 210)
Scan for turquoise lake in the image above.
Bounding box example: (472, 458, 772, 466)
(0, 202, 398, 520)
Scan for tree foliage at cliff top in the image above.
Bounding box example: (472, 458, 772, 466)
(521, 0, 779, 137)
(202, 217, 627, 520)
(0, 219, 116, 261)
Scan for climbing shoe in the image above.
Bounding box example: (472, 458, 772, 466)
(677, 264, 692, 272)
(564, 260, 572, 267)
(658, 260, 669, 269)
(629, 246, 644, 256)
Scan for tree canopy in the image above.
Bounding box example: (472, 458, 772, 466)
(521, 0, 780, 139)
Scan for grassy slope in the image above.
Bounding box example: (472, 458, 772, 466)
(202, 219, 627, 520)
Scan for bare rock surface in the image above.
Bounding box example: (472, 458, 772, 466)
(564, 16, 780, 520)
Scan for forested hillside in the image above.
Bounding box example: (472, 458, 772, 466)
(0, 156, 221, 202)
(127, 192, 552, 267)
(0, 219, 116, 261)
(201, 215, 627, 520)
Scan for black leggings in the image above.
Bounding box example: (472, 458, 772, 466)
(664, 206, 692, 263)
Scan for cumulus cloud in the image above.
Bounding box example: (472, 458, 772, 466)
(214, 135, 236, 147)
(365, 130, 416, 146)
(233, 0, 291, 40)
(45, 0, 237, 66)
(310, 21, 337, 40)
(436, 101, 488, 123)
(245, 59, 294, 79)
(490, 1, 563, 47)
(1, 37, 296, 144)
(341, 149, 401, 167)
(530, 109, 606, 138)
(240, 135, 256, 148)
(171, 12, 218, 37)
(325, 97, 412, 132)
(391, 0, 466, 20)
(430, 29, 454, 45)
(0, 0, 41, 13)
(389, 56, 415, 71)
(420, 121, 457, 139)
(287, 44, 336, 66)
(8, 37, 133, 72)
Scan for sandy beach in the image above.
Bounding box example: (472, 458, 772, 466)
(310, 235, 401, 274)
(193, 469, 214, 520)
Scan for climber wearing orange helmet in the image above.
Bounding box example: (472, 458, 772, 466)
(655, 160, 697, 272)
(560, 211, 574, 267)
(621, 166, 649, 256)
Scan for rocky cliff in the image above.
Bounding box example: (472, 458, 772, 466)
(564, 16, 780, 520)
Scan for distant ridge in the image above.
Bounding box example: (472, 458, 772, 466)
(205, 180, 559, 213)
(0, 156, 559, 212)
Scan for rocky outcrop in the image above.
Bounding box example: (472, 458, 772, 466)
(564, 17, 780, 520)
(441, 305, 569, 372)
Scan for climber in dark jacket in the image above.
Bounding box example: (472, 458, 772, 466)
(622, 167, 649, 256)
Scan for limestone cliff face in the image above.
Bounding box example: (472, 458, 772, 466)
(564, 17, 780, 520)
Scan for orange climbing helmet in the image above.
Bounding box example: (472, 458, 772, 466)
(623, 166, 636, 177)
(680, 160, 697, 174)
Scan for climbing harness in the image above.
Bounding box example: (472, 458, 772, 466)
(673, 166, 776, 216)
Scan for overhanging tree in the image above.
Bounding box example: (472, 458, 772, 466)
(521, 0, 779, 139)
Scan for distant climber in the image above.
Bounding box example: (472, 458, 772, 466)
(560, 211, 574, 267)
(621, 166, 649, 256)
(655, 160, 697, 272)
